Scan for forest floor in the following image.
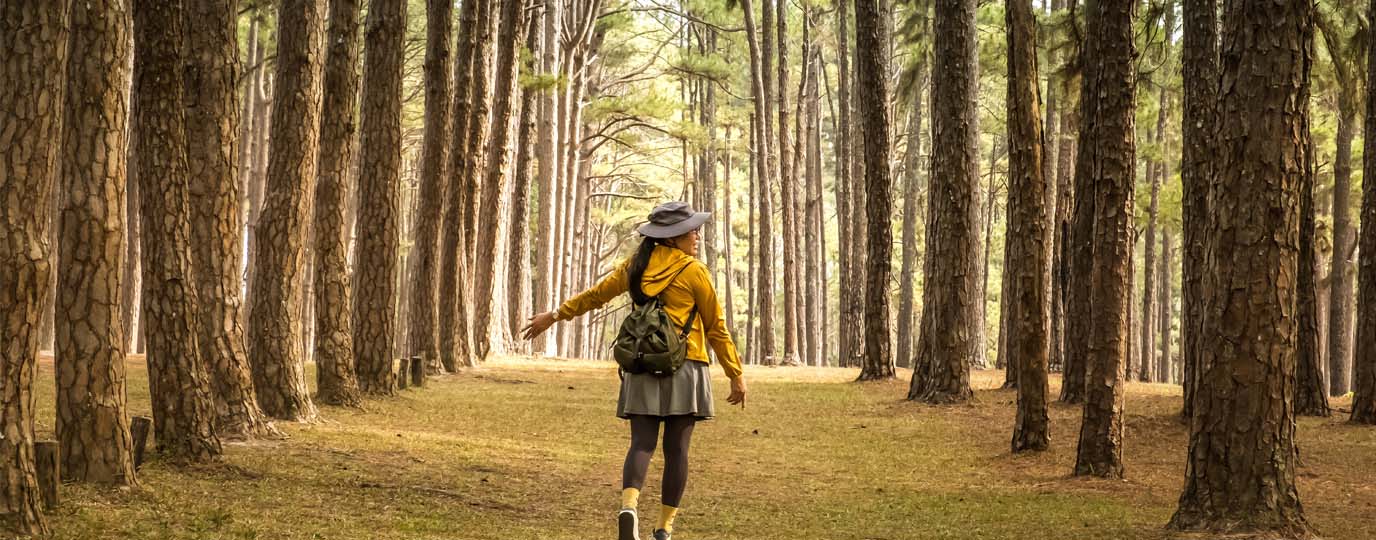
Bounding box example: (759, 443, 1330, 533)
(29, 354, 1376, 540)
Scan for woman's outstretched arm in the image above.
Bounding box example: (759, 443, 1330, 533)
(522, 261, 628, 340)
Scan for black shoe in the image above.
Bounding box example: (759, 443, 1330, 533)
(618, 509, 640, 540)
(652, 529, 671, 540)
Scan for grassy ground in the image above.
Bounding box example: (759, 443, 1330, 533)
(27, 355, 1376, 539)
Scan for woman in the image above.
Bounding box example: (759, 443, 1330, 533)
(522, 201, 747, 540)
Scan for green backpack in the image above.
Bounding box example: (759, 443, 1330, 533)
(613, 264, 698, 377)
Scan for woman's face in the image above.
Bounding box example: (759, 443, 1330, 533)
(669, 228, 700, 257)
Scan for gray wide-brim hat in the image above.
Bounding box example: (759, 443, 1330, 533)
(637, 201, 711, 239)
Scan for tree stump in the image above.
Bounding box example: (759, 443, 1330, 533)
(34, 441, 58, 510)
(131, 415, 152, 470)
(396, 358, 409, 390)
(410, 355, 424, 387)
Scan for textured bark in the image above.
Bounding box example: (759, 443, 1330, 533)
(1297, 120, 1331, 417)
(440, 0, 482, 370)
(352, 0, 407, 395)
(132, 0, 224, 461)
(313, 0, 364, 407)
(1351, 0, 1376, 425)
(507, 5, 541, 346)
(248, 0, 326, 422)
(410, 0, 454, 375)
(776, 0, 799, 365)
(0, 2, 67, 533)
(57, 0, 138, 485)
(472, 0, 529, 363)
(1006, 0, 1050, 453)
(461, 0, 498, 288)
(1051, 59, 1079, 379)
(1180, 0, 1218, 422)
(184, 0, 276, 440)
(803, 24, 826, 367)
(855, 0, 895, 381)
(1168, 0, 1315, 533)
(1071, 0, 1134, 479)
(908, 0, 978, 402)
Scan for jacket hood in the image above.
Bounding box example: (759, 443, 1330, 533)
(632, 245, 695, 298)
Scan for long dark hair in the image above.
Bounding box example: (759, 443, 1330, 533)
(627, 236, 663, 303)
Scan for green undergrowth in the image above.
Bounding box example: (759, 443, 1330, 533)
(26, 355, 1376, 539)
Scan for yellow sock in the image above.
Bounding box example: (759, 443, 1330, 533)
(620, 488, 640, 510)
(659, 505, 679, 532)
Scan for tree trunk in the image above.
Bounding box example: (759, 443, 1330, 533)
(1297, 118, 1331, 417)
(440, 0, 483, 371)
(533, 0, 561, 356)
(242, 66, 272, 326)
(908, 0, 978, 402)
(724, 125, 738, 338)
(410, 0, 454, 375)
(897, 68, 927, 371)
(248, 0, 327, 422)
(1167, 0, 1315, 533)
(351, 0, 407, 395)
(1006, 0, 1050, 453)
(132, 0, 224, 461)
(1158, 229, 1173, 383)
(312, 0, 364, 407)
(0, 3, 67, 531)
(1179, 0, 1218, 423)
(1070, 0, 1133, 479)
(1051, 67, 1079, 380)
(472, 0, 529, 363)
(1140, 90, 1165, 384)
(741, 0, 776, 366)
(507, 5, 541, 349)
(1328, 98, 1357, 398)
(855, 0, 895, 381)
(184, 0, 276, 440)
(1351, 0, 1376, 425)
(461, 0, 499, 289)
(57, 0, 139, 485)
(122, 149, 143, 352)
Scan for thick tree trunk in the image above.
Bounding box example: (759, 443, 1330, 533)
(1351, 0, 1376, 425)
(1297, 121, 1331, 417)
(57, 0, 138, 485)
(184, 0, 276, 440)
(855, 0, 895, 381)
(1006, 0, 1050, 453)
(440, 0, 483, 371)
(410, 0, 454, 375)
(472, 0, 529, 363)
(132, 0, 224, 461)
(1071, 0, 1134, 479)
(908, 0, 978, 402)
(351, 0, 407, 395)
(1179, 0, 1218, 423)
(833, 0, 854, 369)
(461, 0, 499, 288)
(248, 0, 327, 422)
(1168, 0, 1315, 533)
(312, 0, 364, 407)
(0, 4, 67, 530)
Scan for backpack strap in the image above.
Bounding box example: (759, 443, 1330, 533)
(679, 305, 699, 340)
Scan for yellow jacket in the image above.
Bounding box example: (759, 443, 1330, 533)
(555, 245, 744, 379)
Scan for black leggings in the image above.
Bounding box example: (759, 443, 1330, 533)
(622, 415, 697, 507)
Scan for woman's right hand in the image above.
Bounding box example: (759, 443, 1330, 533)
(521, 311, 557, 341)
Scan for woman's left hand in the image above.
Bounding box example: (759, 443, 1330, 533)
(521, 311, 558, 341)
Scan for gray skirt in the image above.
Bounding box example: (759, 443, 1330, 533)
(617, 360, 716, 420)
